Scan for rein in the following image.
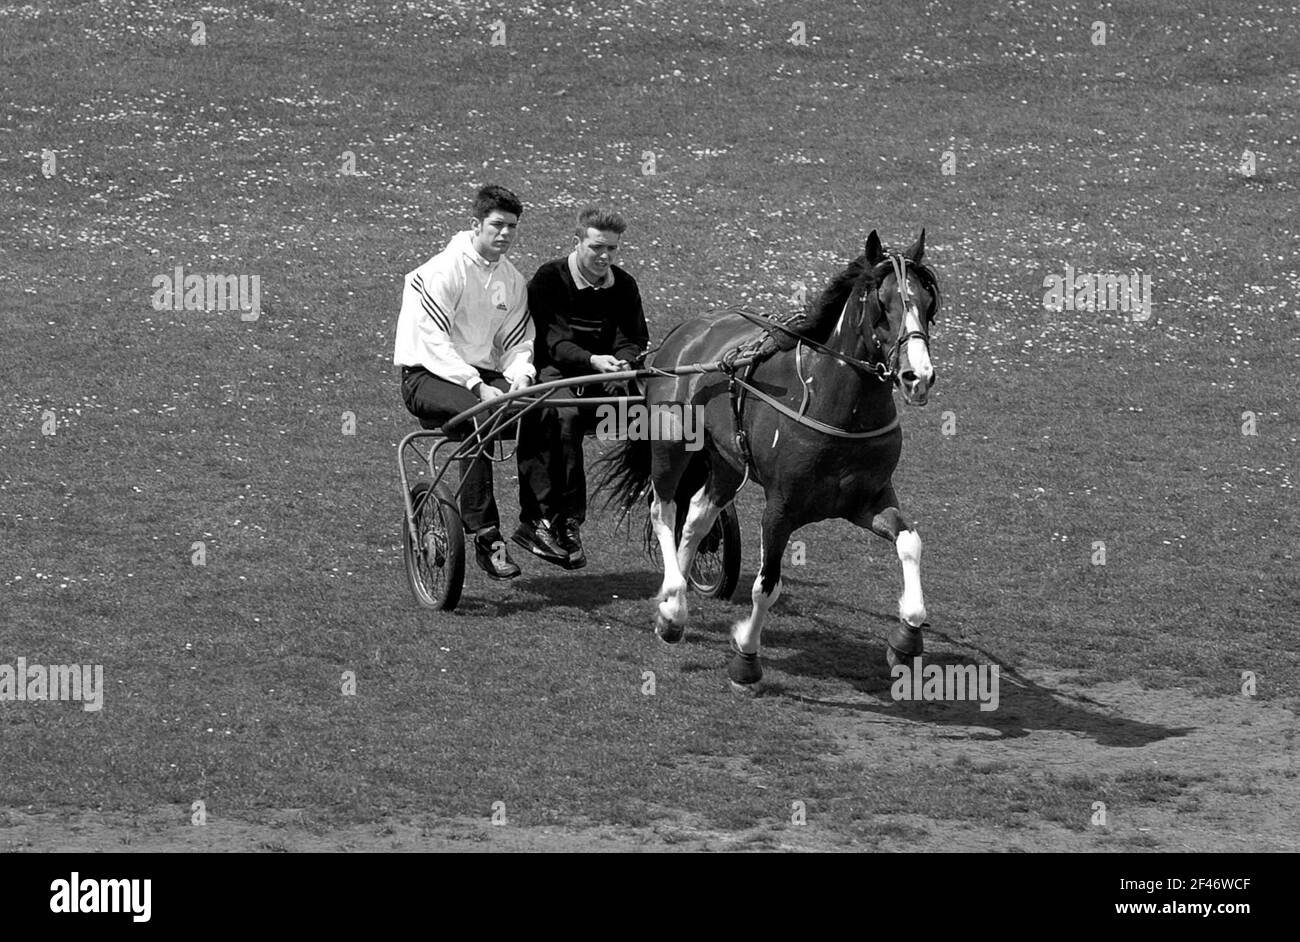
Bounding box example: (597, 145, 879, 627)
(723, 251, 932, 444)
(731, 372, 900, 441)
(722, 339, 898, 480)
(731, 251, 932, 388)
(730, 307, 891, 384)
(728, 248, 930, 420)
(638, 252, 933, 471)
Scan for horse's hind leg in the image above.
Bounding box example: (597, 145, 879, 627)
(675, 462, 743, 577)
(729, 499, 793, 692)
(675, 485, 722, 577)
(649, 442, 693, 643)
(851, 486, 927, 667)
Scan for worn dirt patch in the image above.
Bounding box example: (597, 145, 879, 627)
(787, 667, 1300, 852)
(4, 671, 1294, 853)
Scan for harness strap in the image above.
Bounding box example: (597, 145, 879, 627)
(728, 363, 757, 473)
(733, 375, 901, 440)
(722, 301, 901, 449)
(795, 342, 812, 416)
(731, 307, 890, 382)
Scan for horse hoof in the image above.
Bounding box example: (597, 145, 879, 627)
(655, 613, 685, 644)
(887, 623, 924, 663)
(728, 647, 763, 688)
(886, 645, 915, 669)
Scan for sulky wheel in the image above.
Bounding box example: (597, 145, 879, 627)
(403, 482, 464, 611)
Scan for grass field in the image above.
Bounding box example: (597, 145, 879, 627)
(1, 0, 1297, 851)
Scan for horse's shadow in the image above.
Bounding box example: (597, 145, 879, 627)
(455, 568, 665, 619)
(460, 571, 1189, 748)
(460, 561, 813, 618)
(751, 586, 1190, 747)
(641, 574, 1186, 747)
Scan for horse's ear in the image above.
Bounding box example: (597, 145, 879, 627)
(904, 228, 926, 263)
(864, 230, 884, 266)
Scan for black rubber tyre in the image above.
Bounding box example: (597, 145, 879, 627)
(402, 482, 464, 611)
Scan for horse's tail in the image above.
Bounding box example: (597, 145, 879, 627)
(594, 438, 712, 556)
(592, 436, 653, 522)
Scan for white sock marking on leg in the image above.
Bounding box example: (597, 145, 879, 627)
(733, 572, 781, 655)
(895, 529, 926, 627)
(651, 498, 688, 625)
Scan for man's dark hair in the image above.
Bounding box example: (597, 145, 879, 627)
(472, 184, 523, 220)
(575, 208, 626, 238)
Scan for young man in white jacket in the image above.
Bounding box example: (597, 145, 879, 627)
(394, 185, 535, 580)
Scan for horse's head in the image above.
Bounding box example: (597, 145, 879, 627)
(854, 229, 940, 406)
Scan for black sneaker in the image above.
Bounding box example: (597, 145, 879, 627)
(474, 527, 520, 580)
(560, 520, 586, 570)
(511, 518, 569, 567)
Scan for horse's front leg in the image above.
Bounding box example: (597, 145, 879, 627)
(851, 486, 927, 666)
(729, 500, 793, 692)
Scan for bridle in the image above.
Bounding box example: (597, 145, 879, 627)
(858, 251, 934, 387)
(730, 252, 932, 387)
(708, 253, 935, 456)
(631, 252, 939, 481)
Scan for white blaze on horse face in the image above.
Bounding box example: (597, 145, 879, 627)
(903, 300, 932, 387)
(895, 529, 926, 628)
(650, 496, 689, 627)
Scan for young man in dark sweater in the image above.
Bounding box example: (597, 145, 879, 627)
(514, 209, 650, 568)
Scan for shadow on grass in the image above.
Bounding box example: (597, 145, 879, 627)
(451, 568, 1190, 748)
(453, 568, 664, 618)
(765, 591, 1193, 749)
(458, 561, 777, 619)
(450, 556, 828, 619)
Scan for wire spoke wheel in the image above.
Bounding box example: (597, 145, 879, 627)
(403, 482, 464, 611)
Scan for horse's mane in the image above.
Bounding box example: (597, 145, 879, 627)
(802, 251, 942, 340)
(802, 254, 869, 339)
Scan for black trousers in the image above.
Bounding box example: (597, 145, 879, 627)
(517, 365, 633, 525)
(401, 366, 509, 534)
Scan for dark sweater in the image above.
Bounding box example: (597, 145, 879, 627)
(527, 259, 650, 375)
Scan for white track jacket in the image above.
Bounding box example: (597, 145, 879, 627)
(393, 230, 535, 389)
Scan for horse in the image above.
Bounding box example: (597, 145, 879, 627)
(595, 229, 940, 690)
